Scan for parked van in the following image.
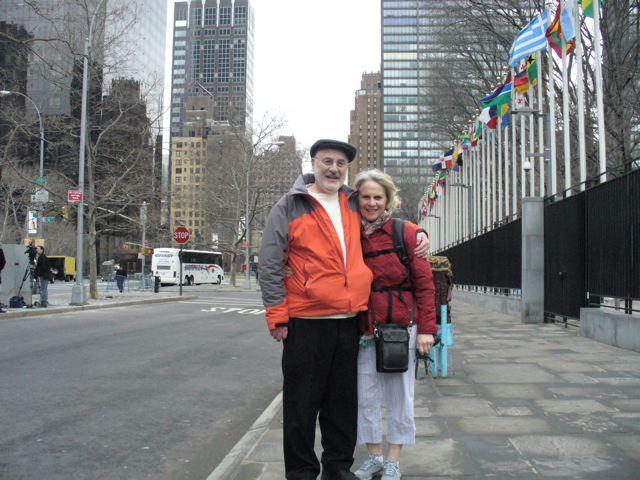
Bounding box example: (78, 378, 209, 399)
(48, 256, 76, 282)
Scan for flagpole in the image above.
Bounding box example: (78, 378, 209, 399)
(537, 51, 545, 196)
(511, 68, 518, 216)
(592, 0, 606, 182)
(528, 84, 536, 196)
(561, 29, 572, 196)
(574, 0, 587, 190)
(504, 122, 510, 219)
(497, 122, 503, 222)
(520, 112, 527, 199)
(474, 145, 480, 235)
(548, 37, 558, 196)
(483, 130, 488, 229)
(491, 130, 496, 227)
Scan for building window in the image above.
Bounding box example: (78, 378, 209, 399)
(204, 7, 216, 25)
(234, 5, 247, 25)
(174, 30, 186, 37)
(192, 39, 201, 78)
(203, 39, 215, 83)
(175, 9, 187, 20)
(219, 6, 231, 25)
(218, 39, 230, 82)
(192, 8, 202, 27)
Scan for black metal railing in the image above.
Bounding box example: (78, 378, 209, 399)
(439, 219, 521, 289)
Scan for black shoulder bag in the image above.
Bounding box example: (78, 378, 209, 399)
(367, 219, 413, 373)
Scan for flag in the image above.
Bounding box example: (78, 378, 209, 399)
(514, 69, 530, 94)
(508, 11, 549, 67)
(432, 162, 442, 173)
(561, 0, 576, 41)
(443, 147, 454, 169)
(546, 2, 576, 57)
(579, 0, 594, 18)
(480, 75, 512, 108)
(526, 55, 538, 88)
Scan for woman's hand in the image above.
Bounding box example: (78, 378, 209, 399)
(416, 334, 435, 355)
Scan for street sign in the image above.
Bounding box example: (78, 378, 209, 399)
(30, 188, 49, 203)
(173, 226, 191, 244)
(35, 175, 47, 186)
(42, 216, 57, 223)
(67, 189, 83, 203)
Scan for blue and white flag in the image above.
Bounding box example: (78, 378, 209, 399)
(561, 0, 576, 41)
(508, 12, 549, 67)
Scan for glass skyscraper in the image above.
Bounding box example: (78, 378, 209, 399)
(381, 0, 458, 184)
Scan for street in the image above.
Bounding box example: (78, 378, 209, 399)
(0, 288, 283, 480)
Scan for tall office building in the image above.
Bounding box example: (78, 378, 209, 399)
(348, 72, 382, 186)
(169, 0, 254, 138)
(380, 0, 459, 185)
(0, 1, 166, 119)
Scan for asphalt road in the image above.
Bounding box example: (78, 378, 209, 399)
(0, 289, 283, 480)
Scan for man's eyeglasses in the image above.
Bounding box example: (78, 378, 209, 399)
(316, 157, 348, 169)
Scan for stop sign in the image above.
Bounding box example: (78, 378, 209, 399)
(173, 226, 191, 244)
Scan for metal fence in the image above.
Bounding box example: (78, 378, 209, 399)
(439, 219, 521, 289)
(545, 165, 639, 318)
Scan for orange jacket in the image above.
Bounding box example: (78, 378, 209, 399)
(259, 174, 373, 331)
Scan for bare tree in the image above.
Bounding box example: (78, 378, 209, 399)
(203, 115, 292, 286)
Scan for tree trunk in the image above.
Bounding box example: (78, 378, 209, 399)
(229, 251, 237, 286)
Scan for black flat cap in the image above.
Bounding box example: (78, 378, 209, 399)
(310, 139, 357, 162)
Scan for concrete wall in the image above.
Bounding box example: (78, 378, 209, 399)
(521, 198, 544, 323)
(453, 290, 521, 318)
(581, 308, 640, 353)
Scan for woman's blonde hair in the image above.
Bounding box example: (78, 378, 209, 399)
(353, 169, 399, 211)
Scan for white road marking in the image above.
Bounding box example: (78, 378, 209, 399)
(199, 306, 265, 315)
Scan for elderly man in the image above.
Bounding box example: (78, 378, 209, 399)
(259, 139, 428, 480)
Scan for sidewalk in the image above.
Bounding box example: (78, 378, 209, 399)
(213, 299, 640, 479)
(0, 286, 197, 320)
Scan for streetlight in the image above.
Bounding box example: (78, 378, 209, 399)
(71, 0, 107, 306)
(0, 90, 45, 182)
(245, 140, 285, 288)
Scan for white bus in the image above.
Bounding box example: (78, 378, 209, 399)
(151, 248, 224, 286)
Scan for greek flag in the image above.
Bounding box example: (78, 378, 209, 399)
(508, 12, 549, 67)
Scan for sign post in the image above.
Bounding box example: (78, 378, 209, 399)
(173, 226, 190, 296)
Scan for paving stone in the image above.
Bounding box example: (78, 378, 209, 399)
(234, 462, 264, 480)
(258, 462, 285, 480)
(608, 435, 640, 462)
(536, 399, 616, 415)
(612, 400, 640, 411)
(434, 385, 478, 397)
(558, 372, 599, 384)
(458, 416, 550, 435)
(414, 418, 443, 437)
(495, 406, 534, 416)
(481, 384, 547, 399)
(432, 398, 496, 417)
(465, 363, 560, 383)
(400, 438, 467, 477)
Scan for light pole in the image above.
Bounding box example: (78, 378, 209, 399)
(244, 140, 285, 288)
(71, 0, 106, 305)
(140, 201, 147, 276)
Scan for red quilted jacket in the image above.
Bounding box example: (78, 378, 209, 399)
(360, 219, 437, 336)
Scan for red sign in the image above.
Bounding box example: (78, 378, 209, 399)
(67, 189, 83, 203)
(173, 226, 191, 244)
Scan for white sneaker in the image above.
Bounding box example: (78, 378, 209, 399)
(354, 454, 384, 480)
(381, 460, 401, 480)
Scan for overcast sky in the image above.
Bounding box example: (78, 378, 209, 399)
(164, 0, 381, 155)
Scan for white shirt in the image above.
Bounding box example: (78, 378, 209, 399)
(308, 190, 347, 266)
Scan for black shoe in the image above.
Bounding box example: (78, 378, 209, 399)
(321, 471, 358, 480)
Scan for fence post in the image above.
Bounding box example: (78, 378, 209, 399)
(521, 197, 544, 323)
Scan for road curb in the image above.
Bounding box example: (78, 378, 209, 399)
(0, 295, 199, 320)
(206, 391, 283, 480)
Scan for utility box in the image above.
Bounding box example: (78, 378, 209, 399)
(0, 244, 33, 306)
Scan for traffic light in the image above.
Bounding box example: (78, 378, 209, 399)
(61, 205, 68, 220)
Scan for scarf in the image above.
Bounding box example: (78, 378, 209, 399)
(361, 210, 392, 236)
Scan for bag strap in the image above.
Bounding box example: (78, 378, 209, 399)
(372, 219, 414, 336)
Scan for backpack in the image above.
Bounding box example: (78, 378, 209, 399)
(9, 296, 26, 308)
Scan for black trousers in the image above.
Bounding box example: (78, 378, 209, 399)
(282, 317, 359, 480)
